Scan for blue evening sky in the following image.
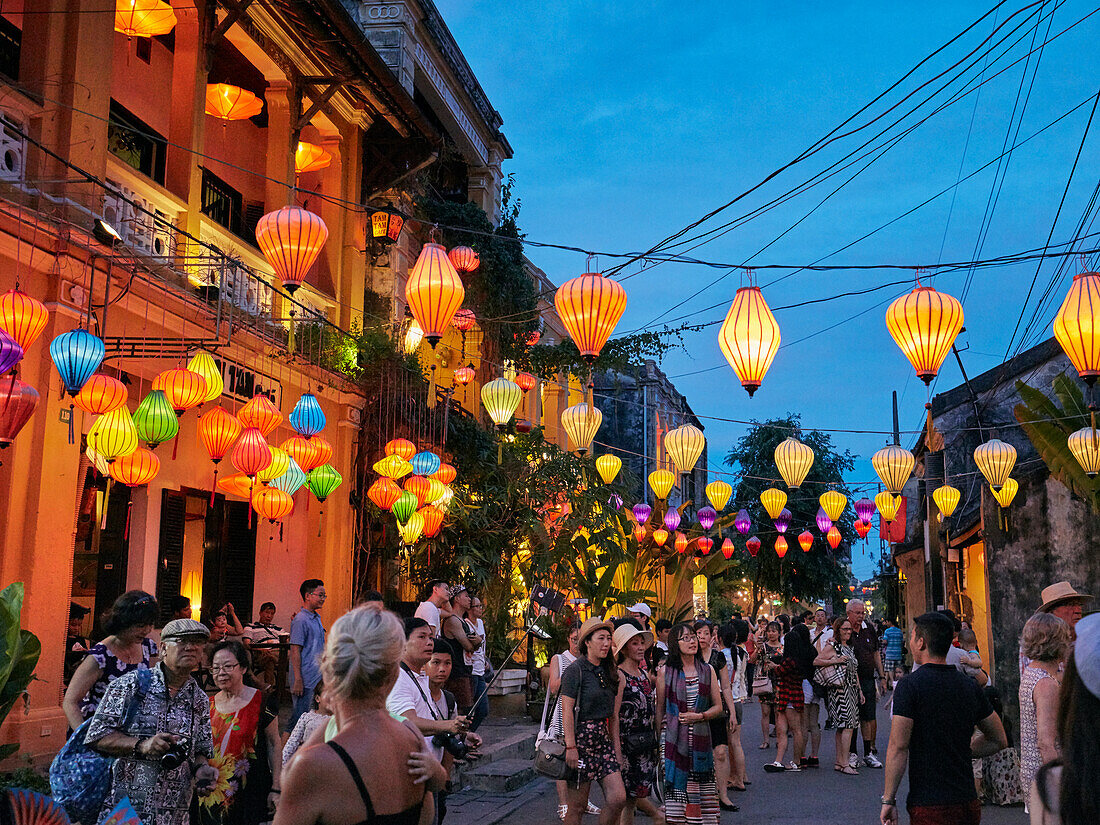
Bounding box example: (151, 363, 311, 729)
(436, 1, 1100, 576)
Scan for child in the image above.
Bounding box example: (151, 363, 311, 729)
(957, 628, 985, 682)
(282, 682, 332, 764)
(425, 638, 482, 824)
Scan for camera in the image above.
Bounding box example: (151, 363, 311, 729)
(431, 732, 471, 760)
(160, 736, 190, 770)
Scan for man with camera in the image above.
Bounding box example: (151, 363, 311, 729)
(85, 618, 217, 825)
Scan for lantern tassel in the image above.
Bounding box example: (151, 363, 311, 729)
(317, 505, 323, 537)
(497, 441, 502, 465)
(124, 499, 132, 542)
(428, 364, 437, 409)
(68, 402, 75, 445)
(101, 478, 113, 530)
(210, 466, 219, 507)
(248, 477, 254, 528)
(172, 431, 180, 461)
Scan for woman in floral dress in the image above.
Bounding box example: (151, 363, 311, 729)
(614, 623, 663, 825)
(200, 640, 282, 825)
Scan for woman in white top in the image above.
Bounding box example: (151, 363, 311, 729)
(721, 622, 749, 793)
(545, 621, 599, 820)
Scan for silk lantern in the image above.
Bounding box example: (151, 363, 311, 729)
(746, 536, 761, 557)
(885, 285, 963, 384)
(854, 497, 876, 523)
(406, 243, 465, 348)
(674, 532, 688, 554)
(404, 475, 431, 506)
(717, 286, 781, 396)
(515, 372, 537, 393)
(115, 0, 177, 36)
(449, 246, 480, 273)
(775, 437, 814, 488)
(369, 208, 404, 245)
(561, 403, 602, 454)
(217, 473, 255, 498)
(432, 463, 457, 485)
(775, 536, 788, 558)
(633, 503, 652, 525)
(760, 488, 787, 520)
(294, 142, 332, 175)
(205, 83, 264, 120)
(721, 538, 735, 560)
(820, 490, 847, 522)
(665, 424, 705, 475)
(0, 289, 48, 351)
(609, 494, 623, 510)
(238, 394, 282, 437)
(398, 511, 425, 545)
(1068, 426, 1100, 477)
(232, 427, 272, 479)
(452, 309, 477, 332)
(798, 530, 813, 552)
(367, 477, 402, 510)
(307, 464, 342, 503)
(420, 505, 445, 538)
(374, 454, 411, 480)
(697, 537, 713, 555)
(133, 390, 179, 449)
(252, 487, 294, 523)
(648, 469, 675, 500)
(974, 438, 1016, 491)
(734, 509, 751, 535)
(153, 368, 206, 416)
(554, 272, 627, 362)
(481, 378, 522, 427)
(816, 508, 832, 534)
(706, 479, 732, 511)
(423, 479, 447, 506)
(991, 477, 1018, 508)
(663, 509, 681, 531)
(198, 407, 242, 492)
(86, 446, 111, 475)
(774, 508, 791, 533)
(0, 376, 39, 448)
(187, 350, 224, 403)
(633, 525, 647, 543)
(290, 393, 326, 438)
(386, 438, 416, 460)
(453, 366, 475, 386)
(872, 444, 914, 494)
(0, 331, 21, 376)
(875, 491, 901, 522)
(257, 446, 291, 483)
(653, 528, 669, 547)
(410, 451, 441, 477)
(86, 406, 138, 462)
(75, 375, 127, 415)
(109, 448, 160, 486)
(826, 525, 842, 549)
(255, 206, 327, 296)
(1053, 271, 1100, 385)
(697, 506, 717, 531)
(854, 520, 871, 539)
(933, 484, 960, 517)
(596, 454, 622, 485)
(391, 490, 418, 524)
(50, 328, 104, 397)
(436, 485, 455, 512)
(270, 458, 307, 496)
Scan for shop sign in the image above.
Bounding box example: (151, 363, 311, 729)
(213, 356, 283, 408)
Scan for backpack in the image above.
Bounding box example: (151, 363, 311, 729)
(49, 667, 153, 825)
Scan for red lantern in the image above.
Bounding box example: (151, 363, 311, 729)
(798, 530, 813, 552)
(367, 477, 402, 510)
(721, 537, 734, 559)
(199, 407, 242, 462)
(448, 246, 480, 273)
(453, 366, 475, 386)
(420, 505, 445, 538)
(854, 520, 871, 539)
(232, 427, 272, 478)
(633, 525, 647, 543)
(255, 206, 328, 295)
(775, 536, 788, 559)
(252, 486, 294, 523)
(523, 330, 541, 346)
(0, 375, 39, 448)
(404, 475, 431, 506)
(385, 438, 416, 460)
(153, 368, 207, 414)
(516, 419, 533, 434)
(697, 536, 713, 555)
(109, 448, 160, 486)
(746, 536, 761, 557)
(674, 532, 688, 554)
(406, 243, 465, 348)
(514, 372, 537, 393)
(74, 374, 128, 415)
(238, 394, 282, 437)
(282, 435, 323, 473)
(0, 289, 49, 351)
(432, 463, 457, 484)
(452, 309, 477, 332)
(827, 525, 842, 549)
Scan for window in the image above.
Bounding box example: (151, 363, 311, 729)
(0, 16, 20, 81)
(108, 100, 167, 185)
(200, 167, 243, 236)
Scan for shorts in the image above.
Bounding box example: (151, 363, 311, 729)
(709, 714, 729, 747)
(907, 800, 981, 825)
(802, 679, 818, 705)
(858, 676, 877, 722)
(885, 659, 901, 672)
(734, 702, 743, 725)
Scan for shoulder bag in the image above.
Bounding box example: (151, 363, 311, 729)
(751, 645, 775, 694)
(812, 643, 847, 689)
(534, 659, 579, 780)
(618, 668, 659, 757)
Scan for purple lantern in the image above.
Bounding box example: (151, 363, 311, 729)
(774, 507, 791, 534)
(609, 494, 623, 510)
(855, 497, 876, 523)
(816, 507, 833, 534)
(664, 508, 682, 531)
(0, 330, 24, 375)
(735, 508, 751, 535)
(633, 503, 652, 525)
(697, 506, 717, 531)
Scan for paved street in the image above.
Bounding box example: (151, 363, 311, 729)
(447, 694, 1025, 825)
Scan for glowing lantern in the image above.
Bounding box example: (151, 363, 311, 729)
(554, 272, 628, 362)
(664, 509, 682, 531)
(596, 454, 622, 485)
(153, 368, 207, 415)
(270, 458, 307, 496)
(854, 497, 876, 523)
(437, 485, 455, 512)
(0, 331, 21, 376)
(633, 503, 652, 524)
(114, 0, 176, 37)
(404, 475, 431, 506)
(820, 490, 847, 522)
(85, 446, 111, 475)
(798, 530, 813, 552)
(237, 394, 282, 437)
(482, 378, 522, 427)
(205, 83, 263, 120)
(515, 372, 537, 393)
(633, 525, 647, 543)
(420, 505, 445, 538)
(1054, 272, 1100, 384)
(406, 243, 465, 349)
(452, 309, 477, 332)
(0, 289, 48, 351)
(885, 286, 964, 384)
(746, 536, 761, 557)
(187, 350, 224, 403)
(217, 473, 255, 498)
(697, 506, 717, 531)
(717, 286, 781, 396)
(50, 329, 104, 397)
(1068, 427, 1100, 477)
(516, 419, 533, 434)
(774, 508, 791, 534)
(424, 478, 447, 506)
(698, 537, 713, 555)
(775, 437, 814, 488)
(391, 491, 418, 524)
(854, 520, 871, 539)
(523, 330, 541, 346)
(816, 508, 832, 534)
(933, 484, 960, 517)
(721, 538, 735, 560)
(648, 469, 675, 500)
(367, 477, 402, 510)
(734, 509, 751, 535)
(974, 438, 1017, 491)
(255, 206, 327, 296)
(290, 393, 326, 438)
(133, 389, 179, 449)
(283, 435, 324, 473)
(294, 142, 332, 175)
(307, 464, 342, 503)
(775, 536, 788, 558)
(403, 321, 424, 355)
(109, 448, 160, 486)
(449, 247, 480, 273)
(872, 445, 914, 494)
(875, 491, 901, 522)
(561, 403, 602, 454)
(398, 511, 425, 545)
(198, 406, 241, 490)
(373, 455, 411, 480)
(432, 463, 457, 484)
(410, 451, 441, 477)
(826, 525, 842, 549)
(453, 366, 475, 386)
(0, 377, 39, 448)
(706, 480, 732, 511)
(307, 436, 335, 470)
(369, 208, 404, 245)
(760, 488, 787, 520)
(386, 438, 416, 460)
(991, 477, 1018, 508)
(653, 528, 669, 547)
(86, 406, 138, 463)
(674, 532, 688, 554)
(75, 375, 127, 415)
(231, 427, 272, 478)
(609, 493, 623, 510)
(665, 424, 705, 475)
(257, 447, 290, 483)
(252, 487, 294, 523)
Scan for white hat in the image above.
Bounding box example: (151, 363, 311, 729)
(626, 603, 652, 618)
(1039, 581, 1092, 613)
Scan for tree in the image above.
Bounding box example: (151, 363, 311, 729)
(723, 415, 853, 615)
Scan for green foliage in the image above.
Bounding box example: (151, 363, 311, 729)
(294, 318, 422, 384)
(0, 583, 41, 762)
(0, 763, 51, 794)
(1014, 372, 1100, 512)
(526, 326, 690, 381)
(722, 416, 853, 614)
(707, 593, 739, 624)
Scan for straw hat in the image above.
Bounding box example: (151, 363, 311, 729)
(612, 623, 654, 656)
(576, 616, 614, 646)
(1039, 581, 1093, 613)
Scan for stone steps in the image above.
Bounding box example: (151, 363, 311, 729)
(462, 758, 537, 793)
(452, 722, 539, 792)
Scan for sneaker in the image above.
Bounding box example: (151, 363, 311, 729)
(585, 802, 601, 815)
(763, 761, 785, 773)
(864, 753, 883, 769)
(848, 752, 859, 769)
(558, 804, 568, 821)
(785, 761, 802, 772)
(806, 756, 820, 768)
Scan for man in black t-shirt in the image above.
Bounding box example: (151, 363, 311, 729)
(880, 612, 1007, 825)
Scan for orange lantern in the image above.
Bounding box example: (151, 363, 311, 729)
(524, 330, 541, 347)
(515, 372, 537, 393)
(404, 475, 431, 506)
(775, 536, 788, 558)
(420, 505, 445, 538)
(452, 309, 477, 332)
(386, 438, 416, 460)
(432, 463, 457, 484)
(199, 406, 242, 461)
(294, 142, 332, 175)
(674, 532, 688, 554)
(453, 366, 475, 386)
(252, 486, 294, 523)
(653, 528, 669, 547)
(367, 477, 402, 510)
(310, 434, 334, 467)
(205, 83, 264, 120)
(1053, 271, 1100, 385)
(885, 285, 964, 384)
(554, 272, 627, 362)
(231, 427, 271, 479)
(255, 206, 328, 296)
(633, 525, 647, 543)
(0, 289, 49, 351)
(448, 247, 480, 273)
(153, 368, 207, 415)
(238, 394, 283, 437)
(721, 537, 735, 559)
(114, 0, 177, 37)
(218, 473, 255, 498)
(109, 448, 160, 486)
(827, 524, 842, 549)
(74, 374, 127, 415)
(406, 243, 465, 348)
(281, 435, 322, 475)
(798, 530, 813, 552)
(854, 520, 871, 539)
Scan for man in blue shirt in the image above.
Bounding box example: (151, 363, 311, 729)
(288, 578, 327, 730)
(882, 618, 904, 689)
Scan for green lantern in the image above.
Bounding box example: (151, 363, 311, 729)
(390, 490, 417, 524)
(306, 464, 342, 503)
(133, 389, 179, 449)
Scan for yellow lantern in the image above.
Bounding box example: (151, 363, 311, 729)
(373, 454, 412, 480)
(664, 424, 705, 475)
(974, 438, 1016, 491)
(187, 350, 224, 403)
(87, 406, 139, 463)
(717, 286, 781, 396)
(257, 446, 291, 483)
(885, 285, 964, 384)
(775, 437, 814, 489)
(819, 490, 847, 522)
(406, 243, 465, 349)
(1053, 271, 1100, 385)
(1068, 426, 1100, 477)
(398, 510, 425, 545)
(424, 478, 447, 505)
(991, 477, 1018, 508)
(561, 403, 603, 454)
(875, 491, 901, 522)
(205, 84, 264, 120)
(596, 454, 622, 485)
(554, 272, 628, 362)
(295, 142, 333, 175)
(705, 479, 732, 511)
(760, 487, 787, 521)
(115, 0, 177, 37)
(648, 469, 675, 500)
(933, 484, 960, 517)
(653, 528, 669, 547)
(403, 321, 424, 354)
(872, 444, 914, 494)
(481, 378, 522, 428)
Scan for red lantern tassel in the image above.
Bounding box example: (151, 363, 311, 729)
(210, 466, 219, 507)
(124, 499, 132, 542)
(247, 477, 254, 528)
(171, 431, 180, 461)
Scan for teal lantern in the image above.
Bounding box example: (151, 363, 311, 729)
(306, 463, 342, 503)
(50, 328, 104, 396)
(410, 450, 441, 476)
(391, 490, 417, 524)
(289, 392, 326, 438)
(270, 457, 307, 496)
(133, 389, 179, 449)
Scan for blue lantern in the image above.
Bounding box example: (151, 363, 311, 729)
(289, 392, 326, 438)
(50, 329, 105, 397)
(410, 450, 441, 476)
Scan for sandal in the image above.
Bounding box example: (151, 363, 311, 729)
(758, 742, 770, 749)
(763, 761, 785, 773)
(838, 766, 859, 776)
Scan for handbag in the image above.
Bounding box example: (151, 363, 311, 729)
(751, 673, 773, 694)
(812, 643, 847, 689)
(50, 667, 153, 825)
(534, 657, 579, 780)
(621, 729, 659, 757)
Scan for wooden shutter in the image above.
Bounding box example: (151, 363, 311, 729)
(221, 500, 256, 620)
(155, 489, 187, 625)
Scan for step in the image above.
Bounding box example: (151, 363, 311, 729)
(487, 669, 527, 695)
(463, 758, 536, 793)
(452, 725, 537, 788)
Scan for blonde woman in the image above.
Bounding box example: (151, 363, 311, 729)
(1020, 612, 1071, 814)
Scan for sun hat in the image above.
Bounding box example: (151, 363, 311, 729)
(1074, 612, 1100, 699)
(1039, 581, 1093, 612)
(161, 618, 211, 643)
(576, 616, 614, 647)
(626, 602, 652, 618)
(612, 623, 655, 656)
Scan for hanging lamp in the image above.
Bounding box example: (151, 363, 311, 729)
(398, 510, 425, 545)
(663, 509, 681, 532)
(385, 438, 416, 460)
(0, 331, 21, 376)
(294, 142, 332, 175)
(854, 497, 876, 522)
(109, 448, 160, 486)
(665, 424, 705, 475)
(990, 477, 1018, 508)
(1068, 426, 1100, 477)
(774, 437, 814, 488)
(514, 372, 537, 393)
(453, 366, 475, 386)
(308, 435, 334, 468)
(432, 462, 457, 485)
(114, 0, 177, 37)
(774, 507, 791, 533)
(674, 532, 688, 554)
(1052, 271, 1100, 385)
(775, 536, 788, 558)
(885, 285, 964, 384)
(596, 454, 622, 485)
(449, 247, 480, 273)
(653, 527, 669, 547)
(554, 271, 628, 362)
(734, 509, 751, 535)
(746, 536, 761, 557)
(819, 490, 847, 522)
(875, 491, 901, 522)
(252, 487, 294, 524)
(481, 378, 522, 428)
(373, 454, 412, 480)
(231, 427, 272, 480)
(0, 289, 48, 351)
(697, 537, 713, 555)
(391, 490, 418, 524)
(290, 393, 326, 438)
(406, 243, 465, 348)
(760, 487, 787, 520)
(697, 506, 717, 531)
(257, 446, 291, 484)
(933, 484, 960, 517)
(86, 406, 139, 463)
(561, 402, 602, 454)
(85, 446, 111, 476)
(826, 525, 842, 549)
(420, 505, 445, 539)
(705, 479, 732, 511)
(306, 464, 342, 503)
(404, 475, 432, 506)
(255, 206, 328, 296)
(270, 458, 307, 496)
(410, 451, 442, 477)
(367, 477, 402, 510)
(75, 375, 127, 415)
(0, 376, 39, 448)
(279, 435, 322, 476)
(197, 407, 241, 488)
(238, 394, 283, 437)
(872, 444, 914, 493)
(452, 309, 477, 332)
(153, 368, 207, 415)
(133, 389, 179, 449)
(217, 473, 256, 498)
(50, 328, 104, 398)
(187, 350, 224, 403)
(633, 525, 647, 543)
(423, 478, 447, 506)
(854, 520, 871, 539)
(798, 530, 813, 552)
(648, 469, 675, 501)
(205, 83, 264, 120)
(974, 438, 1016, 490)
(632, 503, 652, 525)
(717, 285, 781, 396)
(816, 507, 833, 534)
(721, 538, 735, 560)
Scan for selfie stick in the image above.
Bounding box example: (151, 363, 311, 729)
(466, 607, 552, 715)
